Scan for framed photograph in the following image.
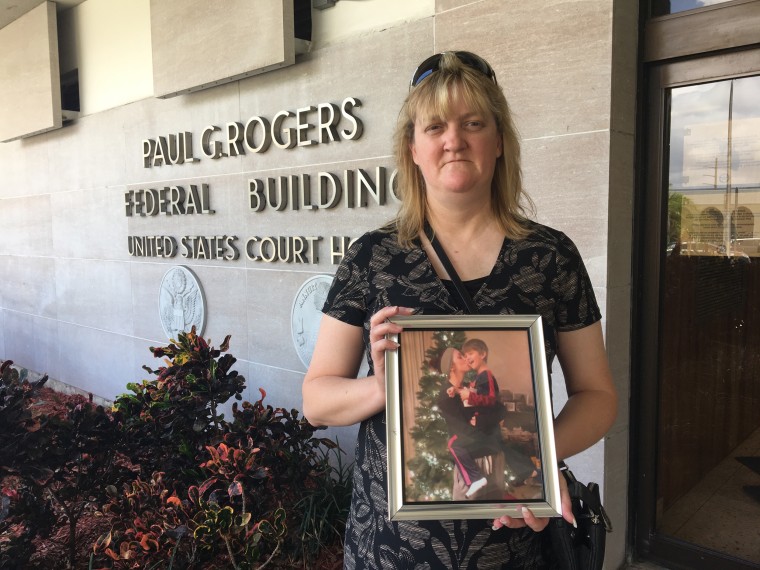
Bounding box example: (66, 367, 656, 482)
(384, 314, 561, 521)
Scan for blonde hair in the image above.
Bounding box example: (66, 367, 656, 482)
(392, 52, 533, 247)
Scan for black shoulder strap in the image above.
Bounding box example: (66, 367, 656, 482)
(424, 221, 479, 314)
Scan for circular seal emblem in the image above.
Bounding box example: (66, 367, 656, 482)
(291, 275, 333, 369)
(158, 266, 206, 340)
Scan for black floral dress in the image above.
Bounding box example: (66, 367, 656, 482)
(322, 221, 601, 569)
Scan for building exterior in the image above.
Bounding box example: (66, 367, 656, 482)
(0, 1, 757, 568)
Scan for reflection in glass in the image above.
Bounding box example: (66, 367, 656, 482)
(653, 0, 734, 16)
(658, 75, 760, 565)
(667, 76, 760, 259)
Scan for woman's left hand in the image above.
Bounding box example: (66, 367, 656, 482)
(491, 471, 575, 532)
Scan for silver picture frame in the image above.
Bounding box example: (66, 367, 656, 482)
(385, 314, 561, 521)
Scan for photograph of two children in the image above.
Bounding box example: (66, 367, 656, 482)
(385, 315, 561, 521)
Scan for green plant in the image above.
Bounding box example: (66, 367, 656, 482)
(0, 362, 42, 477)
(668, 192, 697, 246)
(1, 360, 127, 569)
(292, 444, 352, 562)
(0, 478, 54, 569)
(188, 472, 286, 570)
(1, 361, 53, 568)
(96, 389, 351, 569)
(112, 327, 245, 481)
(0, 360, 49, 467)
(36, 401, 125, 568)
(3, 332, 351, 569)
(94, 471, 196, 569)
(225, 393, 350, 566)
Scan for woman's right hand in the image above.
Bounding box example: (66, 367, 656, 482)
(303, 306, 416, 427)
(368, 306, 417, 382)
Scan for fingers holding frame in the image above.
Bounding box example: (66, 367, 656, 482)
(491, 469, 574, 533)
(369, 306, 416, 379)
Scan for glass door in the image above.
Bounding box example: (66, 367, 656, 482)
(636, 51, 760, 569)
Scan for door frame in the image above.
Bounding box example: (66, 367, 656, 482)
(632, 46, 760, 570)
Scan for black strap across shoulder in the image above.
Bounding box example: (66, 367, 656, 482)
(424, 221, 479, 314)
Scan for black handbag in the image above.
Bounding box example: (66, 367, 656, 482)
(547, 462, 612, 570)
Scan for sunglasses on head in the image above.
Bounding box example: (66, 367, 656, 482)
(410, 51, 497, 89)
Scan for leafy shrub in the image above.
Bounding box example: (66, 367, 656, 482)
(112, 328, 246, 482)
(1, 329, 351, 569)
(93, 390, 349, 569)
(1, 360, 133, 569)
(100, 329, 347, 569)
(227, 396, 351, 565)
(94, 471, 194, 568)
(1, 361, 53, 567)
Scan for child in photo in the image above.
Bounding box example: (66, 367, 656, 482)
(461, 338, 499, 407)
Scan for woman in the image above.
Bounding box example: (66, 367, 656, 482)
(302, 51, 617, 569)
